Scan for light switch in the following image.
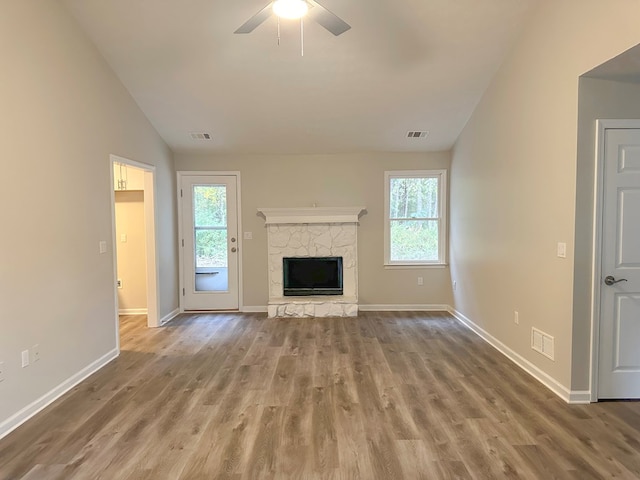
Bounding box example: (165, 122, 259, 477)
(557, 242, 567, 258)
(21, 350, 29, 368)
(121, 234, 127, 243)
(244, 232, 253, 240)
(99, 241, 107, 254)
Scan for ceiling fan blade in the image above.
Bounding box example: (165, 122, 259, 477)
(234, 3, 274, 34)
(307, 0, 351, 36)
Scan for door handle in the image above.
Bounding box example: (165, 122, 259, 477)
(604, 275, 628, 286)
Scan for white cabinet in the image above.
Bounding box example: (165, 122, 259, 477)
(114, 163, 145, 191)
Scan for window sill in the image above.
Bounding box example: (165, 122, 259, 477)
(384, 263, 448, 270)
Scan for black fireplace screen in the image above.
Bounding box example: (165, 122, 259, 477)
(283, 257, 343, 296)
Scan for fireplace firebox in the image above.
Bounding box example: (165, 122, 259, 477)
(283, 257, 343, 296)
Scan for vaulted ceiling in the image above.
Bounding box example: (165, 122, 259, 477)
(60, 0, 538, 154)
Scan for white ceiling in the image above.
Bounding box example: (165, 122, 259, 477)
(60, 0, 538, 154)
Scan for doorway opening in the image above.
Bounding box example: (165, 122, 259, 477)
(573, 42, 640, 402)
(110, 155, 160, 335)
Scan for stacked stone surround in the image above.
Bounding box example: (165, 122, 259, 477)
(258, 207, 364, 318)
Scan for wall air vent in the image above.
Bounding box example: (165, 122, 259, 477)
(532, 327, 554, 360)
(190, 132, 212, 140)
(407, 131, 429, 138)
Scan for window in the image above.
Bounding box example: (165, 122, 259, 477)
(384, 170, 447, 266)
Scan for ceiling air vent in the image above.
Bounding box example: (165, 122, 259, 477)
(190, 132, 212, 140)
(407, 131, 429, 138)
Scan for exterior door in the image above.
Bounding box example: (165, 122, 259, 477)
(180, 174, 239, 310)
(598, 128, 640, 399)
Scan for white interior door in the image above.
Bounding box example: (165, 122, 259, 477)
(180, 174, 239, 310)
(598, 128, 640, 399)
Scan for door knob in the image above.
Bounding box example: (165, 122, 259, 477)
(604, 275, 628, 286)
(231, 237, 236, 243)
(231, 247, 237, 253)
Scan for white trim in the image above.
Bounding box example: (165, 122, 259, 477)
(568, 391, 592, 404)
(109, 160, 120, 351)
(590, 119, 640, 402)
(160, 308, 180, 325)
(359, 304, 449, 312)
(241, 305, 269, 313)
(447, 307, 590, 404)
(383, 264, 448, 269)
(177, 173, 185, 312)
(110, 155, 160, 329)
(0, 348, 119, 440)
(118, 308, 148, 315)
(257, 206, 366, 225)
(237, 174, 244, 313)
(384, 169, 448, 266)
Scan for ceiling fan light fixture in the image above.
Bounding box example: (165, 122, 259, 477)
(272, 0, 309, 19)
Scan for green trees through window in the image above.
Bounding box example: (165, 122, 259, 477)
(385, 171, 446, 264)
(193, 185, 228, 268)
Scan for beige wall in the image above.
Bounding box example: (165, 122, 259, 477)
(0, 1, 178, 431)
(572, 77, 640, 389)
(175, 152, 453, 308)
(450, 0, 640, 391)
(115, 191, 147, 312)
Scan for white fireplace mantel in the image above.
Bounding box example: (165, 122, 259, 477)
(257, 206, 366, 225)
(258, 206, 365, 318)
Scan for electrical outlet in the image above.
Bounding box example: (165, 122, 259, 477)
(514, 311, 519, 325)
(117, 279, 123, 289)
(0, 362, 4, 382)
(557, 242, 567, 258)
(32, 344, 40, 362)
(417, 276, 424, 286)
(21, 350, 29, 368)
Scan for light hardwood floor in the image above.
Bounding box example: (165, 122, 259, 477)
(1, 312, 640, 479)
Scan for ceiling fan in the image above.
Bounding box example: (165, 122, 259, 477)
(234, 0, 351, 36)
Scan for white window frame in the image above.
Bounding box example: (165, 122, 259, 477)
(384, 169, 448, 267)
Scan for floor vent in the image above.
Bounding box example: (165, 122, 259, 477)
(532, 327, 554, 360)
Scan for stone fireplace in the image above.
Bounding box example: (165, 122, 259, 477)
(257, 207, 365, 317)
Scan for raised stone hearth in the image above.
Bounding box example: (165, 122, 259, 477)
(267, 296, 358, 318)
(257, 207, 365, 318)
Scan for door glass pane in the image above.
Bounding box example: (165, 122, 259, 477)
(193, 185, 228, 292)
(194, 185, 227, 227)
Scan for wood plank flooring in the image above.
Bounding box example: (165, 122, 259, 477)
(1, 312, 640, 479)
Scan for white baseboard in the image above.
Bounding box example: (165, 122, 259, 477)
(118, 308, 148, 315)
(567, 390, 592, 404)
(359, 304, 450, 312)
(0, 348, 119, 441)
(447, 307, 590, 404)
(160, 308, 180, 325)
(241, 306, 268, 313)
